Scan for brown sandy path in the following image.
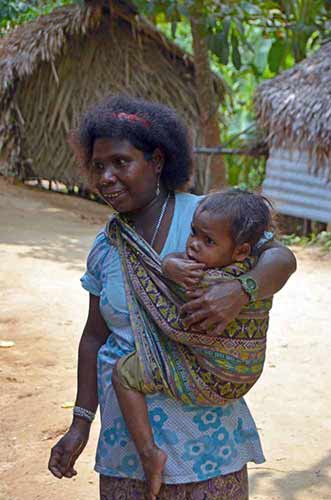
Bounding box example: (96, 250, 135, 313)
(0, 177, 330, 500)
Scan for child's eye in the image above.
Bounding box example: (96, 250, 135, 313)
(206, 236, 215, 246)
(190, 225, 196, 236)
(116, 158, 128, 167)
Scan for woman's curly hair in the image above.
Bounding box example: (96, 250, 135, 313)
(69, 95, 193, 191)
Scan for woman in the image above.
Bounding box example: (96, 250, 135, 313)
(48, 95, 296, 499)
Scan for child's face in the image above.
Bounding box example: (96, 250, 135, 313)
(186, 208, 249, 268)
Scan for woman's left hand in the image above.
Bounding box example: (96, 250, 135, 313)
(180, 280, 248, 334)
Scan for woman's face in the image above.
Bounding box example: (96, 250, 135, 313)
(92, 138, 161, 214)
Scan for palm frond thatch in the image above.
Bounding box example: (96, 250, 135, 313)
(0, 6, 97, 91)
(255, 42, 331, 178)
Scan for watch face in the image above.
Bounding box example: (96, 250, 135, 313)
(245, 278, 257, 291)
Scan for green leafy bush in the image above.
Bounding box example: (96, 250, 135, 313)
(281, 231, 331, 252)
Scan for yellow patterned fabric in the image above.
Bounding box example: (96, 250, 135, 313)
(108, 214, 272, 406)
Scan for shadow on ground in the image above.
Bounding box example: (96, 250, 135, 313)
(250, 451, 331, 499)
(1, 204, 107, 271)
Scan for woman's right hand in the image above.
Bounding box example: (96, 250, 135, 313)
(48, 419, 91, 479)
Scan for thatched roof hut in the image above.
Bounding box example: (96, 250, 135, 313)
(0, 0, 223, 186)
(255, 43, 331, 224)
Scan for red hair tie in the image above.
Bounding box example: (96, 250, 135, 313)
(112, 112, 150, 128)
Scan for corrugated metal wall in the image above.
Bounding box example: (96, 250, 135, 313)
(262, 148, 331, 223)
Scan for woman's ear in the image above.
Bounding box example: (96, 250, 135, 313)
(232, 242, 251, 262)
(152, 148, 165, 175)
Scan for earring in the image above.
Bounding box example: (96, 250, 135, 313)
(156, 179, 160, 197)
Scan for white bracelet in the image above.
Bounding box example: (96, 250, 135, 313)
(73, 406, 95, 423)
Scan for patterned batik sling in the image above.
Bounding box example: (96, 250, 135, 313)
(107, 214, 273, 406)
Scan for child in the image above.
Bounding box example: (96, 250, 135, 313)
(111, 189, 274, 499)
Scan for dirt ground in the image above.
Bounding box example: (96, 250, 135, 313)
(1, 177, 330, 500)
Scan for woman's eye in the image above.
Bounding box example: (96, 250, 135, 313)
(93, 161, 104, 170)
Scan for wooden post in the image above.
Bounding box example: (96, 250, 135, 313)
(303, 218, 312, 236)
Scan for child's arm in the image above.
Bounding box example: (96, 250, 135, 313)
(162, 252, 206, 290)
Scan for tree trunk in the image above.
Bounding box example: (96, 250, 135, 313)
(190, 8, 227, 193)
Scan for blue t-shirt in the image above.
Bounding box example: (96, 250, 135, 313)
(81, 192, 265, 483)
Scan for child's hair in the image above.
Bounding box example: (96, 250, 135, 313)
(198, 188, 274, 248)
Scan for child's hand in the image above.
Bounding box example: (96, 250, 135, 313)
(162, 254, 206, 290)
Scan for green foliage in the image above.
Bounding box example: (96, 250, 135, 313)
(226, 155, 266, 191)
(281, 232, 331, 252)
(133, 1, 331, 73)
(268, 39, 287, 73)
(0, 0, 81, 33)
(231, 32, 241, 70)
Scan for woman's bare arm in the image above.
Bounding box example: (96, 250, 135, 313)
(74, 294, 110, 414)
(181, 241, 297, 334)
(48, 294, 110, 479)
(245, 240, 296, 299)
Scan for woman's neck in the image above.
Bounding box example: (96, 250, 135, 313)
(127, 187, 174, 253)
(128, 187, 169, 228)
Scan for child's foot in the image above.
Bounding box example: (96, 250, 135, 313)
(140, 443, 167, 500)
